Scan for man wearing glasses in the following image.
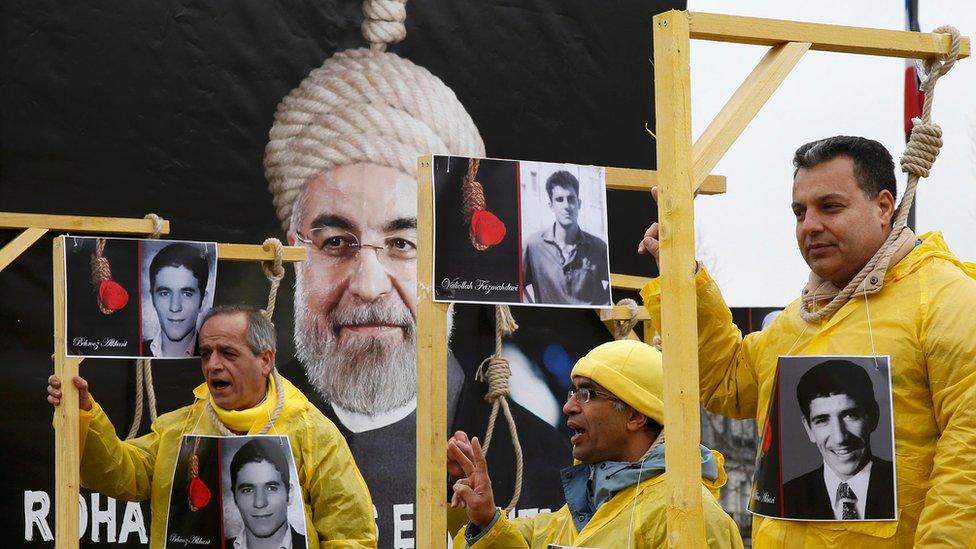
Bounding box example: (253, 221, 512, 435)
(447, 340, 742, 548)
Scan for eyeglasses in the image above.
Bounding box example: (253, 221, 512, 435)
(295, 228, 417, 266)
(567, 387, 619, 404)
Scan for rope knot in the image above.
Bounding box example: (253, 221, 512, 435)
(612, 298, 641, 340)
(476, 356, 512, 402)
(144, 213, 164, 239)
(362, 0, 407, 52)
(901, 121, 943, 178)
(921, 26, 962, 92)
(261, 238, 286, 320)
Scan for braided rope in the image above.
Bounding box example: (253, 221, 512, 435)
(264, 46, 485, 231)
(362, 0, 407, 52)
(261, 238, 286, 320)
(89, 239, 115, 315)
(461, 158, 490, 251)
(144, 213, 164, 238)
(122, 216, 165, 439)
(799, 26, 960, 323)
(207, 368, 287, 436)
(612, 298, 641, 340)
(475, 305, 523, 510)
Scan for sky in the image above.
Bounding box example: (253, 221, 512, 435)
(686, 1, 976, 306)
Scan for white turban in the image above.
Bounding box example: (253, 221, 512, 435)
(264, 47, 486, 230)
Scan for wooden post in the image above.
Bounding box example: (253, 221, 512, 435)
(653, 10, 705, 548)
(415, 155, 449, 549)
(53, 236, 83, 548)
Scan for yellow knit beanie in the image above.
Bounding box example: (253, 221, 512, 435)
(570, 340, 664, 424)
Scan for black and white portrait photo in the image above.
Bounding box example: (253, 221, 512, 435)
(519, 161, 611, 307)
(139, 240, 217, 358)
(221, 436, 308, 549)
(751, 356, 897, 521)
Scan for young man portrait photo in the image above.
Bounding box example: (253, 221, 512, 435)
(782, 359, 896, 520)
(225, 437, 308, 549)
(141, 241, 215, 358)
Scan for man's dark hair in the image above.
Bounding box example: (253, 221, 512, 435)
(792, 136, 897, 202)
(545, 170, 580, 201)
(201, 304, 277, 358)
(796, 359, 879, 422)
(230, 438, 290, 495)
(149, 243, 210, 297)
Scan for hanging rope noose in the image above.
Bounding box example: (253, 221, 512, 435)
(124, 214, 165, 439)
(475, 305, 524, 510)
(206, 238, 287, 436)
(187, 436, 212, 511)
(799, 26, 961, 323)
(462, 158, 507, 251)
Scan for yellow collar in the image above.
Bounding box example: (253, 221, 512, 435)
(193, 375, 277, 434)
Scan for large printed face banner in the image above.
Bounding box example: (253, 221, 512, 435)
(4, 1, 678, 546)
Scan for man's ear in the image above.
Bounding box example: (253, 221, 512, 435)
(260, 348, 275, 376)
(286, 230, 297, 247)
(876, 189, 895, 227)
(801, 418, 815, 444)
(626, 409, 648, 433)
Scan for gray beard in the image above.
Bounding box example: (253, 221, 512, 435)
(294, 271, 417, 415)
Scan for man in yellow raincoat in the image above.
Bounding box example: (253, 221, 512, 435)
(48, 304, 377, 548)
(447, 340, 743, 548)
(639, 135, 976, 547)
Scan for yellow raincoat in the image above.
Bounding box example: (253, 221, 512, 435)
(641, 232, 976, 547)
(453, 452, 742, 548)
(78, 376, 377, 548)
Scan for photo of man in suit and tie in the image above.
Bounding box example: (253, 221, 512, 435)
(782, 359, 896, 520)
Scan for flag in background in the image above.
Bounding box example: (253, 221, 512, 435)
(904, 0, 923, 230)
(905, 0, 925, 141)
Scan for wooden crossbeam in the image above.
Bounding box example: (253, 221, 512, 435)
(217, 242, 307, 262)
(0, 212, 171, 235)
(692, 41, 810, 191)
(0, 227, 48, 271)
(607, 166, 726, 195)
(689, 12, 971, 59)
(610, 272, 654, 292)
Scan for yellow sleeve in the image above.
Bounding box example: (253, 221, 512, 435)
(640, 267, 761, 419)
(79, 400, 158, 501)
(454, 511, 533, 549)
(702, 487, 744, 549)
(304, 416, 377, 548)
(914, 268, 976, 547)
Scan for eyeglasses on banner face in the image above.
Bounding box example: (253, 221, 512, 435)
(295, 228, 417, 266)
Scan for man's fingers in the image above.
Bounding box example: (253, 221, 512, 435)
(448, 438, 476, 477)
(643, 223, 659, 239)
(651, 186, 659, 203)
(48, 375, 61, 389)
(470, 436, 489, 471)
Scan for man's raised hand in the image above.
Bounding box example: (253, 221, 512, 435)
(47, 375, 93, 411)
(448, 435, 496, 528)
